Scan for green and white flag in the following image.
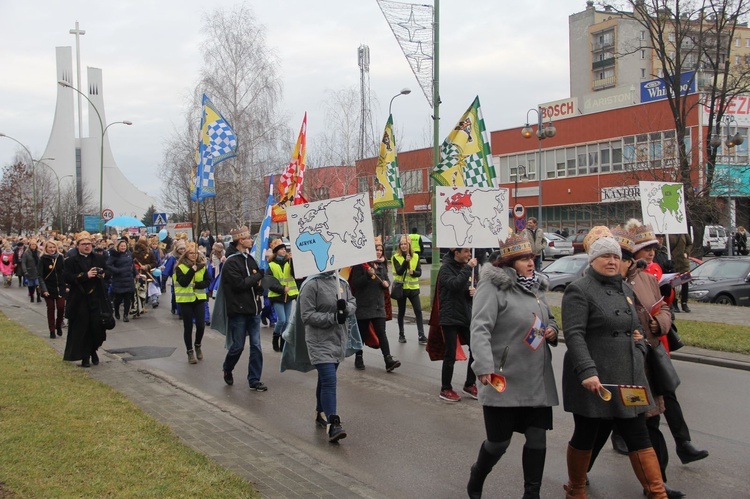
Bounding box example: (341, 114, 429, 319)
(431, 96, 496, 187)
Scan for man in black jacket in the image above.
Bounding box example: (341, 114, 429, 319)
(437, 248, 478, 402)
(220, 226, 267, 391)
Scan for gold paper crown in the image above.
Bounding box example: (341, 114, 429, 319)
(499, 234, 533, 263)
(609, 225, 635, 253)
(582, 226, 613, 253)
(230, 225, 250, 241)
(630, 223, 658, 251)
(269, 238, 284, 252)
(75, 231, 92, 243)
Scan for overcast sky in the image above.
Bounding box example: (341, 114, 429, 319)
(0, 0, 587, 201)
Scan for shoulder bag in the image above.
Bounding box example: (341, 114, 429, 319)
(390, 280, 404, 300)
(666, 323, 685, 351)
(647, 342, 680, 395)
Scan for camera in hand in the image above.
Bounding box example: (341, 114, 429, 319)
(95, 267, 104, 276)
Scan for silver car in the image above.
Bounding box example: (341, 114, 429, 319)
(544, 233, 574, 260)
(542, 253, 589, 292)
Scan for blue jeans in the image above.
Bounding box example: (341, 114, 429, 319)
(222, 314, 263, 385)
(315, 363, 339, 418)
(272, 300, 294, 337)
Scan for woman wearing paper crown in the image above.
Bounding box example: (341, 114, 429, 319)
(561, 226, 668, 499)
(174, 242, 210, 364)
(265, 238, 298, 352)
(583, 226, 685, 498)
(467, 234, 559, 499)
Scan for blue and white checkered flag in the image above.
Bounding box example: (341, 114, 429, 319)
(192, 94, 237, 201)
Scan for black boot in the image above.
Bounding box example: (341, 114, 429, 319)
(522, 447, 546, 499)
(272, 335, 280, 352)
(91, 351, 99, 366)
(384, 355, 401, 372)
(681, 302, 691, 313)
(670, 302, 681, 314)
(467, 442, 505, 499)
(354, 352, 365, 370)
(675, 440, 708, 464)
(49, 330, 56, 339)
(327, 415, 347, 442)
(79, 357, 91, 368)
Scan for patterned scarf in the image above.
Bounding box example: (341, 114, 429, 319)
(516, 271, 539, 290)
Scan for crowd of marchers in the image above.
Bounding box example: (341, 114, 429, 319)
(2, 219, 710, 499)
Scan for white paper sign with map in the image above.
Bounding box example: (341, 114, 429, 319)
(639, 181, 688, 234)
(435, 187, 509, 248)
(286, 193, 377, 278)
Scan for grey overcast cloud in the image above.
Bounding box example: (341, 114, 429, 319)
(0, 0, 585, 199)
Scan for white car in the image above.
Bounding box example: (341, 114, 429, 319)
(544, 233, 574, 259)
(702, 225, 728, 256)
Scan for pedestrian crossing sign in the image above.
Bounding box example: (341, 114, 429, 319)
(153, 213, 168, 226)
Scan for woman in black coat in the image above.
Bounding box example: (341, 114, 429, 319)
(63, 232, 110, 368)
(108, 239, 136, 322)
(38, 240, 67, 338)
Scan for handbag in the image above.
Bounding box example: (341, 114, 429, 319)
(646, 342, 681, 395)
(390, 280, 404, 300)
(666, 323, 685, 351)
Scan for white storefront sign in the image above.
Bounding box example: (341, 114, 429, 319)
(538, 97, 578, 121)
(601, 185, 641, 203)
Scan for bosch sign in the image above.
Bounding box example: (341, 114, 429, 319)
(539, 97, 578, 120)
(640, 71, 696, 103)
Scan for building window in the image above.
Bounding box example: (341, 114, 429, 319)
(600, 144, 611, 173)
(641, 49, 646, 59)
(735, 55, 741, 65)
(668, 33, 675, 43)
(640, 31, 646, 40)
(736, 37, 741, 47)
(401, 169, 422, 194)
(641, 68, 646, 78)
(358, 176, 369, 194)
(612, 140, 623, 171)
(566, 147, 576, 177)
(657, 68, 664, 77)
(556, 162, 566, 178)
(577, 146, 588, 175)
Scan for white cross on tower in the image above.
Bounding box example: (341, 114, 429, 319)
(69, 21, 86, 141)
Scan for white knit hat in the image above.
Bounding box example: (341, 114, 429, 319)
(587, 237, 622, 263)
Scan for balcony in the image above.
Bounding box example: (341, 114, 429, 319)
(592, 57, 616, 70)
(592, 39, 615, 51)
(593, 75, 617, 90)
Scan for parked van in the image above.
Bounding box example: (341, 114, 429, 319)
(702, 225, 728, 256)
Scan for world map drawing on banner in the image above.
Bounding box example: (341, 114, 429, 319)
(435, 187, 509, 248)
(286, 193, 376, 278)
(639, 181, 688, 234)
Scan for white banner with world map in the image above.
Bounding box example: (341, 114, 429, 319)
(639, 181, 688, 234)
(434, 187, 510, 249)
(286, 193, 377, 278)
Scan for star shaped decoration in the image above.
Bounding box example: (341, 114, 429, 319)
(406, 41, 432, 73)
(397, 7, 428, 42)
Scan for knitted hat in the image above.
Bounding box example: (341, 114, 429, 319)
(75, 231, 92, 244)
(498, 234, 534, 265)
(269, 238, 285, 253)
(230, 225, 250, 241)
(610, 226, 635, 260)
(587, 237, 622, 263)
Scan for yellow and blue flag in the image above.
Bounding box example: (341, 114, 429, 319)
(192, 94, 237, 201)
(373, 114, 404, 213)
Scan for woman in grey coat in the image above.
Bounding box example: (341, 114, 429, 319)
(299, 271, 357, 443)
(467, 235, 558, 499)
(21, 239, 42, 302)
(561, 227, 667, 499)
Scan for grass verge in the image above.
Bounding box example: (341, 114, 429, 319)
(0, 312, 257, 498)
(548, 306, 750, 355)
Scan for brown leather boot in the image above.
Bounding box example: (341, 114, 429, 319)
(564, 445, 591, 498)
(628, 448, 667, 499)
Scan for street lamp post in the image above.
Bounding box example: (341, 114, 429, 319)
(387, 88, 411, 235)
(35, 160, 73, 233)
(710, 115, 744, 255)
(57, 80, 132, 232)
(0, 132, 54, 233)
(521, 107, 557, 231)
(514, 164, 528, 206)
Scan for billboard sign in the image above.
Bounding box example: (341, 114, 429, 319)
(640, 71, 696, 103)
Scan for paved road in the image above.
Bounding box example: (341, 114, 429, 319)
(3, 286, 750, 498)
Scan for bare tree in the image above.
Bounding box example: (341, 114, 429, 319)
(197, 5, 288, 230)
(0, 160, 32, 234)
(608, 0, 750, 253)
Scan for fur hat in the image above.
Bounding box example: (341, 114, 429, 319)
(230, 225, 250, 241)
(75, 231, 92, 244)
(610, 226, 635, 260)
(498, 233, 534, 265)
(624, 218, 659, 253)
(269, 238, 285, 253)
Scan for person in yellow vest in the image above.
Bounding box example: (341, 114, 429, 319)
(265, 238, 298, 352)
(392, 235, 426, 344)
(409, 227, 424, 256)
(174, 242, 210, 364)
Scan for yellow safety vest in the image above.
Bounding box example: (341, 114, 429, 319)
(392, 254, 420, 290)
(174, 263, 207, 303)
(409, 233, 421, 254)
(267, 260, 299, 299)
